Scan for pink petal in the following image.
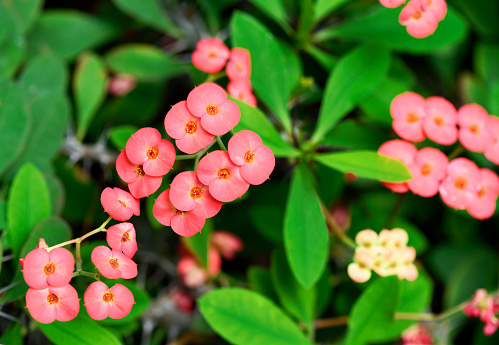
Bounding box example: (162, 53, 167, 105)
(226, 48, 251, 80)
(391, 92, 426, 121)
(171, 207, 206, 237)
(186, 83, 227, 117)
(164, 101, 192, 140)
(423, 96, 458, 145)
(381, 181, 409, 193)
(46, 248, 75, 287)
(379, 0, 406, 8)
(106, 223, 137, 258)
(228, 130, 263, 166)
(84, 281, 110, 320)
(26, 288, 57, 323)
(51, 285, 80, 322)
(112, 250, 138, 279)
(152, 189, 176, 226)
(200, 99, 241, 135)
(447, 157, 479, 178)
(393, 120, 426, 142)
(484, 116, 499, 164)
(193, 192, 223, 218)
(175, 127, 214, 154)
(399, 0, 438, 38)
(347, 263, 372, 283)
(142, 139, 176, 176)
(192, 38, 230, 74)
(209, 166, 249, 202)
(439, 178, 475, 209)
(207, 246, 222, 277)
(240, 145, 275, 185)
(169, 171, 200, 211)
(467, 197, 496, 220)
(196, 150, 231, 185)
(212, 231, 243, 260)
(108, 284, 135, 319)
(407, 167, 440, 197)
(22, 248, 50, 289)
(128, 174, 163, 199)
(177, 256, 207, 287)
(125, 127, 161, 165)
(422, 0, 447, 21)
(378, 139, 418, 165)
(100, 187, 137, 221)
(457, 104, 493, 151)
(91, 246, 121, 279)
(116, 150, 139, 183)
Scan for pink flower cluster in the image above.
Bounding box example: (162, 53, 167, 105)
(192, 38, 256, 106)
(464, 289, 499, 336)
(401, 323, 433, 344)
(380, 91, 499, 219)
(379, 0, 447, 38)
(347, 228, 418, 283)
(177, 231, 243, 288)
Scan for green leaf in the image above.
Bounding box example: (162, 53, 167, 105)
(27, 10, 119, 61)
(452, 0, 499, 35)
(38, 313, 123, 345)
(475, 42, 499, 84)
(109, 125, 139, 150)
(284, 164, 329, 288)
(271, 250, 316, 324)
(310, 43, 390, 144)
(20, 55, 67, 97)
(111, 0, 179, 35)
(314, 151, 412, 182)
(346, 276, 400, 345)
(323, 7, 467, 54)
(248, 266, 279, 303)
(199, 288, 313, 345)
(297, 0, 316, 40)
(0, 0, 42, 34)
(21, 216, 72, 257)
(182, 220, 213, 268)
(232, 98, 299, 158)
(0, 78, 30, 176)
(231, 12, 292, 133)
(315, 0, 353, 22)
(322, 119, 389, 150)
(7, 163, 51, 258)
(316, 266, 333, 317)
(0, 33, 26, 77)
(105, 44, 186, 81)
(0, 321, 22, 345)
(248, 0, 290, 32)
(74, 52, 108, 140)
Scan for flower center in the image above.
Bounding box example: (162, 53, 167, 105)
(217, 168, 230, 179)
(244, 151, 255, 163)
(174, 209, 186, 216)
(118, 200, 127, 207)
(103, 291, 114, 302)
(412, 11, 422, 20)
(433, 116, 444, 126)
(185, 121, 197, 134)
(420, 164, 432, 176)
(478, 187, 487, 199)
(236, 63, 244, 73)
(406, 113, 419, 123)
(455, 177, 467, 190)
(207, 51, 217, 58)
(109, 258, 119, 269)
(135, 165, 145, 176)
(47, 293, 58, 304)
(121, 232, 130, 243)
(206, 104, 219, 116)
(190, 187, 203, 199)
(426, 0, 432, 6)
(469, 124, 479, 134)
(146, 147, 159, 159)
(43, 263, 55, 276)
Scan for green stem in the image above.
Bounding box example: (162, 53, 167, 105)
(384, 193, 407, 229)
(448, 145, 465, 161)
(72, 270, 101, 280)
(320, 201, 356, 249)
(176, 154, 197, 161)
(216, 136, 227, 151)
(205, 71, 227, 83)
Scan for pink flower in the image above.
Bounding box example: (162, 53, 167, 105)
(116, 150, 162, 199)
(106, 222, 138, 258)
(439, 158, 479, 209)
(227, 130, 275, 185)
(22, 248, 74, 290)
(422, 0, 447, 21)
(192, 38, 230, 74)
(407, 147, 448, 197)
(84, 281, 135, 320)
(464, 289, 499, 336)
(125, 127, 176, 176)
(196, 150, 250, 202)
(26, 284, 80, 323)
(164, 101, 214, 154)
(378, 140, 418, 193)
(401, 324, 433, 345)
(186, 83, 241, 135)
(399, 0, 438, 38)
(152, 189, 206, 237)
(177, 247, 221, 287)
(464, 289, 489, 318)
(457, 104, 493, 152)
(91, 246, 138, 279)
(391, 92, 427, 142)
(168, 287, 194, 313)
(169, 171, 222, 218)
(226, 48, 251, 80)
(467, 168, 499, 220)
(379, 0, 406, 8)
(227, 80, 257, 107)
(100, 187, 140, 221)
(484, 115, 499, 164)
(347, 248, 374, 283)
(423, 96, 458, 145)
(211, 231, 244, 260)
(108, 74, 136, 97)
(329, 203, 351, 232)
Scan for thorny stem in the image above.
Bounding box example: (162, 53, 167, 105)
(216, 135, 227, 151)
(320, 201, 356, 249)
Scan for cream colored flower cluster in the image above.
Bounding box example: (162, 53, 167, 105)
(347, 228, 418, 283)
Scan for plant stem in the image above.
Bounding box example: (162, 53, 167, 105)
(448, 145, 465, 161)
(320, 201, 356, 249)
(72, 270, 100, 280)
(216, 135, 227, 151)
(205, 71, 227, 83)
(176, 154, 197, 161)
(384, 193, 407, 229)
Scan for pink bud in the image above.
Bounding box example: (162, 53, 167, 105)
(108, 74, 136, 96)
(211, 231, 244, 260)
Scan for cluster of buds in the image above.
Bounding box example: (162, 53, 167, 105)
(347, 228, 418, 283)
(464, 289, 499, 336)
(379, 92, 499, 219)
(192, 38, 256, 106)
(379, 0, 447, 38)
(177, 231, 243, 288)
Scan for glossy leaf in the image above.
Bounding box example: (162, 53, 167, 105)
(231, 12, 292, 133)
(0, 0, 41, 34)
(199, 288, 313, 345)
(310, 43, 390, 144)
(314, 151, 412, 182)
(109, 125, 139, 150)
(7, 163, 51, 257)
(284, 164, 329, 288)
(27, 10, 119, 60)
(74, 52, 108, 140)
(0, 34, 26, 77)
(248, 0, 290, 32)
(21, 216, 72, 257)
(232, 98, 299, 158)
(105, 44, 186, 81)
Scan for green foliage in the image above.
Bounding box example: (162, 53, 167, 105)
(284, 164, 329, 289)
(109, 125, 139, 150)
(248, 266, 279, 303)
(199, 288, 313, 345)
(247, 0, 290, 32)
(182, 220, 213, 268)
(0, 0, 42, 34)
(314, 0, 353, 22)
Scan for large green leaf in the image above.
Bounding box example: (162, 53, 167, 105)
(74, 52, 108, 140)
(232, 98, 299, 158)
(271, 250, 316, 324)
(27, 10, 119, 60)
(105, 44, 186, 81)
(320, 7, 467, 54)
(0, 0, 42, 34)
(20, 55, 67, 97)
(7, 163, 51, 257)
(0, 79, 30, 176)
(231, 12, 292, 133)
(310, 43, 390, 144)
(248, 0, 290, 32)
(0, 33, 26, 77)
(199, 288, 313, 345)
(314, 151, 412, 182)
(284, 164, 329, 288)
(346, 276, 400, 345)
